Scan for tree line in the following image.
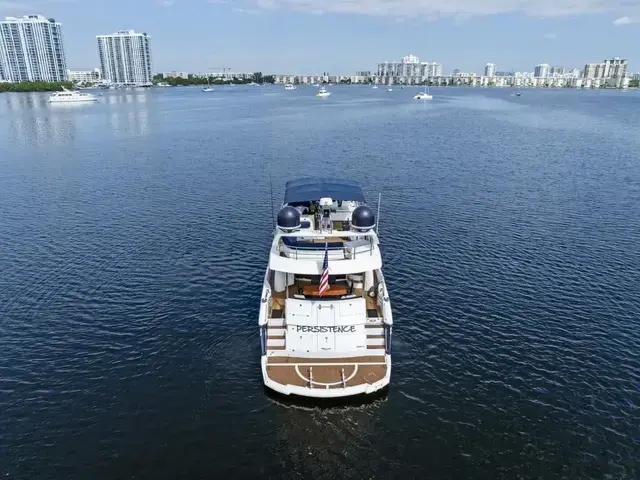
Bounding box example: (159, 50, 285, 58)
(0, 81, 73, 93)
(153, 72, 275, 86)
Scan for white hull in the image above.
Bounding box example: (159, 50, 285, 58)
(48, 88, 98, 103)
(316, 92, 331, 97)
(49, 98, 98, 103)
(261, 356, 390, 398)
(414, 94, 433, 100)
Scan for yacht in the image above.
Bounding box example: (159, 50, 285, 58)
(316, 87, 331, 98)
(48, 88, 98, 103)
(259, 178, 393, 398)
(414, 84, 433, 100)
(284, 84, 297, 91)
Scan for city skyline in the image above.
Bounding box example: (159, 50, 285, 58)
(0, 1, 638, 75)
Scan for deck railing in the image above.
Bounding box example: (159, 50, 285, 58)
(278, 239, 374, 260)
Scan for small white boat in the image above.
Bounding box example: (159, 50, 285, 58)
(316, 87, 331, 98)
(284, 84, 297, 91)
(48, 88, 98, 103)
(372, 85, 378, 89)
(202, 77, 214, 92)
(387, 87, 393, 92)
(313, 83, 320, 87)
(414, 84, 433, 100)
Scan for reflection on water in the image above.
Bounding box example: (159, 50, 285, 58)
(0, 90, 151, 147)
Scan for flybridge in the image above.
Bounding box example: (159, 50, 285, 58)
(283, 178, 366, 204)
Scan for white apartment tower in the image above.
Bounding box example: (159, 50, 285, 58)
(97, 30, 152, 85)
(534, 63, 550, 78)
(484, 63, 496, 77)
(0, 15, 68, 82)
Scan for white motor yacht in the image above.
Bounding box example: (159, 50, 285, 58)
(316, 87, 331, 98)
(284, 84, 297, 91)
(48, 88, 98, 103)
(259, 178, 393, 399)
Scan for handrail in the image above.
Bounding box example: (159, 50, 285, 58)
(278, 238, 375, 260)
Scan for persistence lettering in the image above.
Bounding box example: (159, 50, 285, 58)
(295, 325, 357, 334)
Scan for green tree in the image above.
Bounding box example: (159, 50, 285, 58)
(0, 81, 74, 93)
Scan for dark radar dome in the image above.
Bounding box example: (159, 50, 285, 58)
(351, 205, 376, 231)
(277, 206, 301, 231)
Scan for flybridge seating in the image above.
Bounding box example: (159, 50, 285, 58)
(277, 231, 376, 260)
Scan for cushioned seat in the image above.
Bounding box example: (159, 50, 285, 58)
(282, 237, 343, 249)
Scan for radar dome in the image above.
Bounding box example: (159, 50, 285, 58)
(351, 205, 376, 231)
(277, 206, 301, 231)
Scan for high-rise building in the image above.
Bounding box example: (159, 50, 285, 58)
(583, 58, 628, 79)
(534, 64, 550, 78)
(377, 56, 442, 78)
(0, 15, 68, 82)
(96, 30, 153, 85)
(583, 63, 602, 79)
(484, 63, 496, 77)
(603, 58, 628, 78)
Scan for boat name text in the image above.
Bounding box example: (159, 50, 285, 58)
(294, 325, 357, 333)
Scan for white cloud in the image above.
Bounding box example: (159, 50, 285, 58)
(543, 32, 558, 39)
(613, 15, 639, 25)
(244, 0, 639, 19)
(233, 7, 261, 14)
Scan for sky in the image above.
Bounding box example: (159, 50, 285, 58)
(1, 0, 639, 74)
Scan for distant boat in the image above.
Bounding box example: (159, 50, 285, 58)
(515, 91, 522, 96)
(414, 84, 433, 101)
(316, 86, 331, 98)
(387, 87, 393, 92)
(202, 77, 214, 92)
(372, 85, 378, 89)
(284, 83, 296, 91)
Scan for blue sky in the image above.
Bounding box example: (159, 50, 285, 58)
(1, 0, 639, 74)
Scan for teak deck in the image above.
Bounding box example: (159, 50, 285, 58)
(266, 355, 387, 389)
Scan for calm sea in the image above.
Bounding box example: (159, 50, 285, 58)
(0, 86, 638, 479)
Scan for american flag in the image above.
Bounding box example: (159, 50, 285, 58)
(319, 242, 329, 296)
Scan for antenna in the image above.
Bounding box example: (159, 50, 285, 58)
(376, 192, 382, 235)
(269, 173, 276, 231)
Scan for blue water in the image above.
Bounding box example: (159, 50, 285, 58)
(1, 85, 639, 479)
